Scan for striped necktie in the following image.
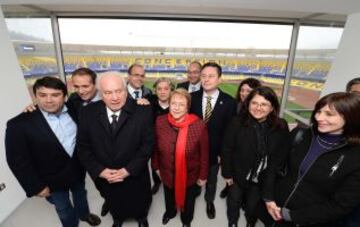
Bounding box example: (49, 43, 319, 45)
(204, 96, 212, 122)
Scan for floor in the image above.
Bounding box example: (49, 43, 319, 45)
(1, 173, 265, 227)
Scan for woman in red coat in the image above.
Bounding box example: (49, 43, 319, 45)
(152, 88, 209, 227)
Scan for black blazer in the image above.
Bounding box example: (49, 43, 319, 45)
(221, 116, 290, 198)
(273, 128, 360, 226)
(177, 81, 203, 92)
(67, 93, 84, 118)
(190, 90, 237, 165)
(177, 81, 190, 90)
(77, 98, 154, 180)
(5, 105, 85, 197)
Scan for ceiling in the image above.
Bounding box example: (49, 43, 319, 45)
(1, 0, 359, 23)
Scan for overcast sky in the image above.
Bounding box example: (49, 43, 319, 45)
(5, 18, 343, 50)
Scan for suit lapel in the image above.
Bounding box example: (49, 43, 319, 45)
(32, 109, 69, 156)
(97, 102, 113, 137)
(208, 90, 224, 123)
(113, 98, 135, 136)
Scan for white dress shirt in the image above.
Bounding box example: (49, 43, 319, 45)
(202, 89, 220, 119)
(127, 84, 142, 99)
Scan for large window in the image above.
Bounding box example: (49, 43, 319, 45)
(58, 18, 293, 97)
(5, 17, 59, 98)
(284, 25, 343, 123)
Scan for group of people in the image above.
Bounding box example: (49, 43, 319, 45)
(5, 60, 360, 227)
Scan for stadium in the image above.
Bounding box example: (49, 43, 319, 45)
(13, 38, 333, 113)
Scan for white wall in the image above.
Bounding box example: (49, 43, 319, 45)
(321, 12, 360, 96)
(0, 6, 31, 223)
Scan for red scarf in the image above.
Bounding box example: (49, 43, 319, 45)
(167, 113, 199, 210)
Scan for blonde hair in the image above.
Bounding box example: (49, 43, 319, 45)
(170, 88, 192, 110)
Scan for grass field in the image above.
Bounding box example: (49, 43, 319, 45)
(145, 81, 311, 123)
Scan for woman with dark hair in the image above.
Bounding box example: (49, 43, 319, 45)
(221, 86, 290, 227)
(220, 78, 262, 199)
(260, 92, 360, 227)
(236, 78, 262, 114)
(152, 89, 209, 227)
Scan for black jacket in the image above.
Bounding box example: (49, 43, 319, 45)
(77, 98, 154, 218)
(5, 104, 85, 197)
(177, 81, 203, 92)
(273, 128, 360, 226)
(221, 116, 290, 198)
(190, 89, 237, 165)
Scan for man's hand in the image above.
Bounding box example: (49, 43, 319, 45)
(266, 201, 282, 221)
(197, 179, 207, 186)
(136, 98, 150, 105)
(37, 186, 50, 197)
(224, 178, 234, 186)
(99, 168, 118, 181)
(100, 168, 130, 184)
(23, 104, 36, 113)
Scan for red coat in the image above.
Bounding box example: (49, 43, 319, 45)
(152, 114, 209, 188)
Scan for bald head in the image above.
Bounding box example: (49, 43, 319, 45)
(98, 72, 127, 111)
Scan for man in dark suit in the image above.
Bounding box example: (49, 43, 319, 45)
(5, 77, 100, 227)
(77, 72, 154, 227)
(127, 63, 152, 100)
(190, 62, 237, 219)
(177, 61, 202, 93)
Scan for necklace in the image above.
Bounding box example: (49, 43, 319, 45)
(317, 135, 340, 145)
(316, 135, 339, 150)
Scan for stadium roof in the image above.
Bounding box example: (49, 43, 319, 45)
(2, 0, 358, 24)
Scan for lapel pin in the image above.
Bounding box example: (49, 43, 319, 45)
(220, 101, 223, 105)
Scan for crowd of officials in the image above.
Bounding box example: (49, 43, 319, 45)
(4, 61, 360, 227)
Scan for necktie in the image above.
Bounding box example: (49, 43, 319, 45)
(204, 96, 212, 123)
(110, 114, 118, 133)
(191, 86, 196, 92)
(134, 91, 140, 99)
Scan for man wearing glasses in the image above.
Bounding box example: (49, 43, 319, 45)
(127, 63, 152, 100)
(177, 61, 203, 93)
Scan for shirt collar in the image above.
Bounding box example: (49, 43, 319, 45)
(40, 105, 67, 118)
(203, 89, 219, 99)
(127, 84, 141, 94)
(106, 106, 121, 119)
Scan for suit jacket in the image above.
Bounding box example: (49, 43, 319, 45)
(177, 81, 203, 93)
(77, 98, 154, 218)
(190, 90, 237, 165)
(152, 114, 209, 188)
(177, 81, 190, 90)
(67, 93, 84, 119)
(127, 85, 152, 100)
(5, 105, 85, 197)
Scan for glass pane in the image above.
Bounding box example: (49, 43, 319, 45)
(5, 18, 59, 99)
(285, 25, 343, 123)
(58, 18, 292, 98)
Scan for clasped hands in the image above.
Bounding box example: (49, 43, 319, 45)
(100, 168, 129, 183)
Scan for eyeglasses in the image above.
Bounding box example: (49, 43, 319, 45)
(200, 74, 218, 79)
(250, 101, 271, 109)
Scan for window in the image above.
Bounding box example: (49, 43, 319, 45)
(58, 18, 293, 97)
(285, 25, 343, 123)
(5, 17, 59, 98)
